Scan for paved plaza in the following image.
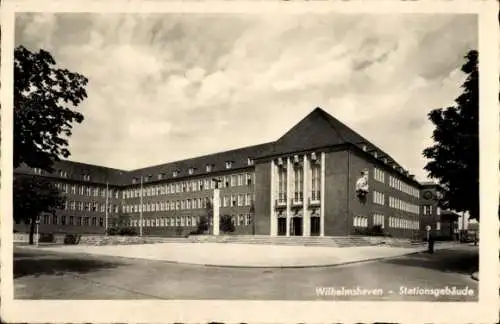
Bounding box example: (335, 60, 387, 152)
(14, 243, 478, 300)
(18, 241, 462, 267)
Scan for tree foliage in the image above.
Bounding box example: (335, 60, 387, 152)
(14, 45, 88, 172)
(13, 175, 65, 244)
(423, 50, 479, 219)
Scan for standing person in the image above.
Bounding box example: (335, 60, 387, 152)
(428, 232, 435, 254)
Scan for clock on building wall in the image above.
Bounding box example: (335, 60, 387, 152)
(423, 190, 434, 200)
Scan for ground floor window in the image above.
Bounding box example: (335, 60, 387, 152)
(353, 215, 368, 228)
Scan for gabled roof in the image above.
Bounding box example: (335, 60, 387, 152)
(257, 107, 400, 167)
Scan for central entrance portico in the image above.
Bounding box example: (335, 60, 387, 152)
(270, 152, 325, 237)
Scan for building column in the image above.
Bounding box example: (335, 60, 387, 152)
(303, 154, 310, 237)
(213, 188, 220, 235)
(286, 157, 292, 236)
(270, 160, 277, 237)
(320, 152, 326, 236)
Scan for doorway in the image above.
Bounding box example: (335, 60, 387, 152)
(277, 217, 287, 236)
(292, 217, 303, 236)
(310, 216, 320, 236)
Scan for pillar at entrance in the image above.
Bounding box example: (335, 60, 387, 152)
(213, 188, 220, 236)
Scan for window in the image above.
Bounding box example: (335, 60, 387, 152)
(373, 191, 385, 205)
(99, 218, 104, 227)
(373, 214, 384, 228)
(293, 166, 303, 201)
(92, 217, 97, 226)
(353, 215, 368, 228)
(59, 170, 68, 178)
(247, 158, 254, 166)
(374, 168, 385, 183)
(245, 193, 251, 206)
(33, 168, 42, 175)
(225, 161, 233, 169)
(83, 174, 91, 181)
(246, 213, 252, 225)
(206, 164, 213, 172)
(436, 221, 441, 231)
(173, 170, 179, 178)
(247, 173, 253, 185)
(61, 216, 66, 225)
(278, 165, 287, 202)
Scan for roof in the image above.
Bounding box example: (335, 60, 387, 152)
(14, 107, 419, 186)
(257, 107, 404, 168)
(15, 160, 127, 185)
(120, 142, 274, 185)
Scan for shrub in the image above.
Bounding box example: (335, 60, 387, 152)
(106, 227, 120, 236)
(118, 227, 138, 236)
(353, 225, 385, 236)
(39, 233, 54, 243)
(63, 234, 80, 245)
(196, 216, 209, 234)
(370, 225, 385, 236)
(220, 214, 235, 233)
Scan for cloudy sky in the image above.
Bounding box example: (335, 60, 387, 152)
(15, 13, 477, 181)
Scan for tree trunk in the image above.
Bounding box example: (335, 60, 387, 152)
(28, 219, 35, 245)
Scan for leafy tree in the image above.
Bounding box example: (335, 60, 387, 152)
(423, 50, 479, 219)
(220, 215, 235, 233)
(13, 46, 87, 241)
(14, 45, 88, 172)
(13, 175, 65, 244)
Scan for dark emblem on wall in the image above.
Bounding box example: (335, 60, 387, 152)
(423, 190, 434, 200)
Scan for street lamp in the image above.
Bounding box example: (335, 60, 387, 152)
(35, 217, 40, 247)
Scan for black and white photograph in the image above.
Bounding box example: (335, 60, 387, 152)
(1, 1, 498, 323)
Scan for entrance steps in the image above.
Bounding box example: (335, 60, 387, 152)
(185, 235, 424, 248)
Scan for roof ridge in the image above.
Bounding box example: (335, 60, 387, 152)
(315, 107, 349, 144)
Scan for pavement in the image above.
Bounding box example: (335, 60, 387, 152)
(17, 241, 463, 268)
(14, 244, 479, 300)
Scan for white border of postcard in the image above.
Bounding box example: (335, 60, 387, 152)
(1, 0, 499, 323)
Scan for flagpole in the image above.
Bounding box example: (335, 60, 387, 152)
(140, 176, 143, 237)
(105, 182, 109, 235)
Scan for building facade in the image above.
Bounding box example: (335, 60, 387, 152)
(14, 107, 433, 239)
(420, 182, 459, 239)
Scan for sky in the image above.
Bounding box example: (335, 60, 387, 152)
(15, 13, 478, 181)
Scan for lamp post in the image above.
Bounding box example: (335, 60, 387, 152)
(35, 217, 40, 247)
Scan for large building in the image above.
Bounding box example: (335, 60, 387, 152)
(14, 107, 438, 239)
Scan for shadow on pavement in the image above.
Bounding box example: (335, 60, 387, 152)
(381, 247, 479, 275)
(14, 251, 125, 279)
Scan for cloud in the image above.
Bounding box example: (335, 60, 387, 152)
(14, 12, 478, 181)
